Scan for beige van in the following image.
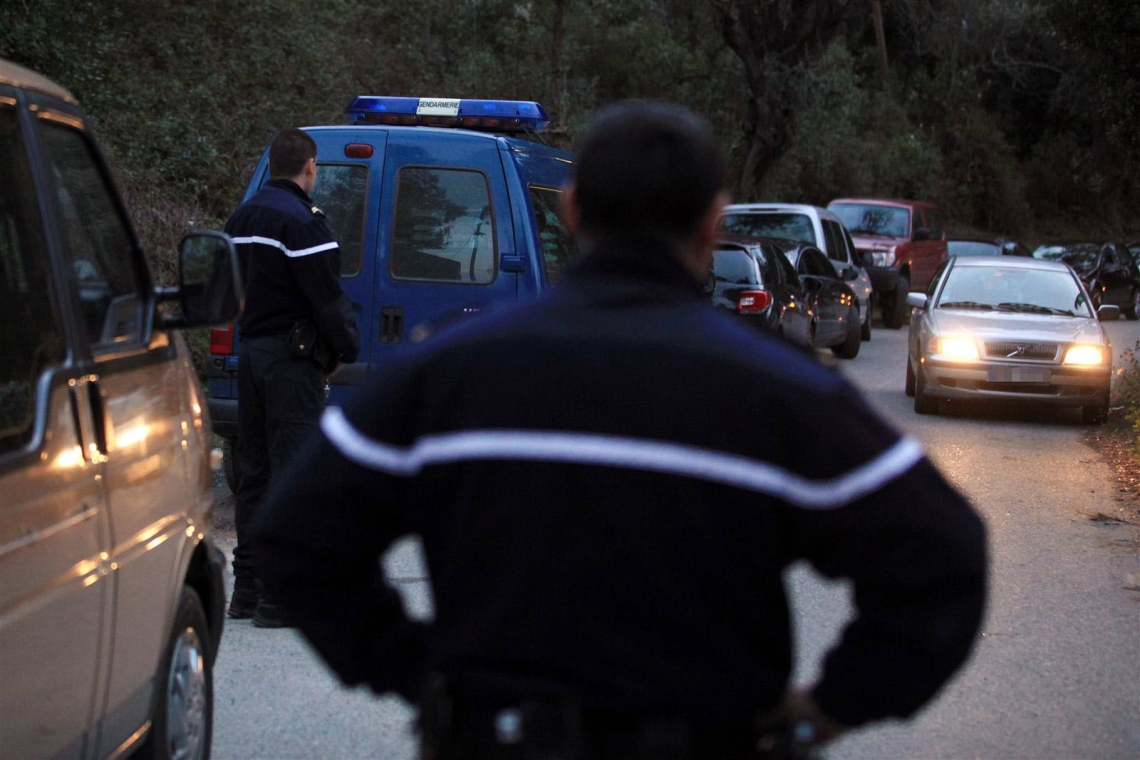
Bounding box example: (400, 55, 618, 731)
(0, 58, 241, 760)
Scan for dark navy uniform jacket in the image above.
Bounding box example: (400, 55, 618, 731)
(225, 178, 360, 364)
(254, 237, 988, 729)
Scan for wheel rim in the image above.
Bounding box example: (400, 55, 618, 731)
(166, 627, 208, 760)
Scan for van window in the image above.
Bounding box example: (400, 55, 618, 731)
(391, 167, 495, 284)
(0, 107, 65, 455)
(721, 212, 816, 245)
(37, 120, 144, 350)
(529, 186, 575, 285)
(822, 220, 846, 263)
(313, 163, 368, 277)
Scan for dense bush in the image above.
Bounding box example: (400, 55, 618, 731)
(2, 1, 1137, 266)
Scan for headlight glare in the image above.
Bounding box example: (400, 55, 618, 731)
(1063, 345, 1104, 365)
(937, 337, 979, 360)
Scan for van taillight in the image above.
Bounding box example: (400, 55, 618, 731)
(737, 290, 773, 313)
(210, 323, 235, 355)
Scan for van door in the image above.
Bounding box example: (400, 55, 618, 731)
(307, 129, 386, 383)
(0, 101, 109, 760)
(372, 130, 517, 362)
(31, 111, 195, 752)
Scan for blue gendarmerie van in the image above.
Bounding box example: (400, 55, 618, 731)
(206, 96, 576, 484)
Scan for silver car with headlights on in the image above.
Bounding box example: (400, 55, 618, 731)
(905, 256, 1118, 423)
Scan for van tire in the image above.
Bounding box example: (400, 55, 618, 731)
(883, 275, 910, 329)
(137, 587, 214, 760)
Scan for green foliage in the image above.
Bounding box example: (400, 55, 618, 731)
(760, 44, 948, 207)
(2, 0, 1137, 267)
(1114, 341, 1140, 452)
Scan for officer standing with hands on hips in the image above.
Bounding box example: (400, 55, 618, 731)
(253, 102, 987, 757)
(224, 128, 360, 628)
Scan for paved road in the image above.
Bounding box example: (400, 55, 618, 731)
(210, 318, 1139, 760)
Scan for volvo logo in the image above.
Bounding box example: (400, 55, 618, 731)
(1006, 345, 1028, 358)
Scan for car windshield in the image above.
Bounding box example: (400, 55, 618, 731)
(720, 212, 817, 245)
(1032, 242, 1098, 264)
(828, 203, 909, 238)
(936, 266, 1092, 317)
(948, 241, 1000, 256)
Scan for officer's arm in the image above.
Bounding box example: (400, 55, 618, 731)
(253, 380, 425, 699)
(786, 388, 988, 728)
(291, 217, 361, 364)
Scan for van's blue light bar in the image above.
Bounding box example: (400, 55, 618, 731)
(345, 96, 549, 132)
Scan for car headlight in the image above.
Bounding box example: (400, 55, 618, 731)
(866, 250, 896, 267)
(1063, 345, 1105, 365)
(930, 336, 979, 361)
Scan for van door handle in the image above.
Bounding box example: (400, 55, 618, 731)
(379, 306, 403, 344)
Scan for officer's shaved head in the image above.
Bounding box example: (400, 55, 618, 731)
(269, 128, 317, 179)
(571, 101, 727, 243)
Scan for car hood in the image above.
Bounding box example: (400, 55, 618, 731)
(929, 309, 1107, 345)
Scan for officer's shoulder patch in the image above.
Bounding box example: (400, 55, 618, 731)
(310, 205, 326, 218)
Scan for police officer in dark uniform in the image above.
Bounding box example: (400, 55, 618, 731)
(253, 103, 987, 756)
(224, 128, 360, 628)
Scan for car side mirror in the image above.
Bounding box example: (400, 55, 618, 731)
(913, 227, 932, 242)
(905, 292, 928, 310)
(1097, 304, 1121, 321)
(842, 267, 859, 281)
(163, 231, 243, 327)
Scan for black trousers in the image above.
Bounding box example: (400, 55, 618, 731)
(233, 334, 326, 579)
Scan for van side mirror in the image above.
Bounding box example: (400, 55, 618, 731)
(162, 231, 243, 327)
(913, 227, 932, 242)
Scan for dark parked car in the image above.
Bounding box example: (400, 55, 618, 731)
(1032, 242, 1140, 319)
(905, 256, 1117, 423)
(712, 235, 813, 348)
(1127, 242, 1140, 269)
(947, 237, 1032, 258)
(767, 239, 863, 359)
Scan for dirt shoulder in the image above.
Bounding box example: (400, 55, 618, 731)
(1086, 417, 1140, 523)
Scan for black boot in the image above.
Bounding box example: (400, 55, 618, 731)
(252, 594, 292, 628)
(227, 576, 259, 619)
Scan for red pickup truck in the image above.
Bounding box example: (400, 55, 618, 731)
(827, 199, 948, 328)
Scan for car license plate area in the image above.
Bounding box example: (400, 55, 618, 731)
(988, 366, 1051, 384)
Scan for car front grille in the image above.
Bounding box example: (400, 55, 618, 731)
(983, 342, 1059, 361)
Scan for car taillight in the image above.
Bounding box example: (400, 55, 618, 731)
(737, 290, 773, 313)
(210, 323, 235, 355)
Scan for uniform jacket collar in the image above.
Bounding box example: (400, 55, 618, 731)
(265, 178, 314, 206)
(566, 237, 708, 302)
